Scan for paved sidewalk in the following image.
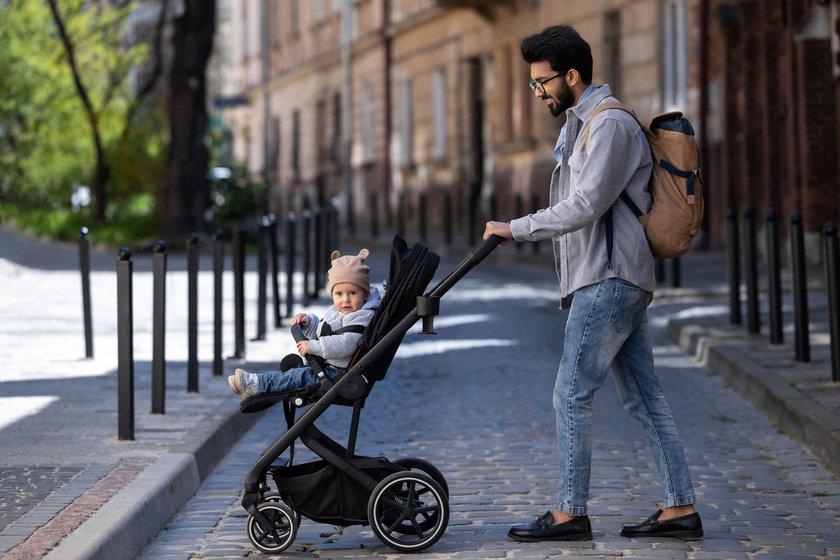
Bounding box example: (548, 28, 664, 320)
(0, 227, 300, 560)
(1, 225, 838, 559)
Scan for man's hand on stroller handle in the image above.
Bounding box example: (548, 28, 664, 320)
(483, 221, 512, 245)
(291, 313, 308, 325)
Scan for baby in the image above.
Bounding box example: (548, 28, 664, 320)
(228, 248, 380, 398)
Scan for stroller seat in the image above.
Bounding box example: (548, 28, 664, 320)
(239, 234, 440, 415)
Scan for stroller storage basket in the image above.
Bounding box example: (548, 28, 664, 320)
(270, 457, 400, 526)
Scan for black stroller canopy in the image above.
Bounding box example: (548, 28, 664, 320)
(356, 235, 440, 381)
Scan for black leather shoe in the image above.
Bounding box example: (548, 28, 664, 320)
(508, 511, 592, 542)
(620, 509, 703, 540)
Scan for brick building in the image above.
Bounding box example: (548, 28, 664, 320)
(219, 0, 839, 252)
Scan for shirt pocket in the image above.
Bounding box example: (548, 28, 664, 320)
(568, 149, 586, 175)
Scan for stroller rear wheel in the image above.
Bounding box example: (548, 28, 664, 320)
(394, 457, 449, 497)
(246, 501, 297, 554)
(367, 472, 449, 552)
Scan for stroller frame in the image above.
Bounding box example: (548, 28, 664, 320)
(241, 235, 503, 554)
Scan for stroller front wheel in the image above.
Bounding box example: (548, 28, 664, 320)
(367, 471, 449, 552)
(263, 491, 301, 529)
(246, 501, 297, 554)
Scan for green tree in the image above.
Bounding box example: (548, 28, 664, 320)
(0, 0, 167, 226)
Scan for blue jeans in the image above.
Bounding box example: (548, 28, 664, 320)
(554, 278, 695, 516)
(257, 365, 344, 394)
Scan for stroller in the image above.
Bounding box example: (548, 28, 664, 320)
(238, 234, 503, 554)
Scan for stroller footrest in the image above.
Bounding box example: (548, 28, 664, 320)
(239, 388, 314, 413)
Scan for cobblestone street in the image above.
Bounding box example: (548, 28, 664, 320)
(139, 256, 840, 559)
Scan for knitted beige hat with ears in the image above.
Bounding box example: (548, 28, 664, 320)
(327, 248, 371, 294)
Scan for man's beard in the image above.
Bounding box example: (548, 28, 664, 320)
(545, 79, 575, 117)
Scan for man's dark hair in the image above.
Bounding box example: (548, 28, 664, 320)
(521, 25, 593, 84)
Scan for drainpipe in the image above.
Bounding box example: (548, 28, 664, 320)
(699, 0, 709, 247)
(341, 0, 355, 233)
(260, 0, 271, 214)
(383, 0, 393, 228)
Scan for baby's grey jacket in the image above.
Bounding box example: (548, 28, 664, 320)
(300, 286, 382, 368)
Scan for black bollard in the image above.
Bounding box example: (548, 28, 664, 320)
(117, 248, 134, 441)
(313, 206, 323, 297)
(515, 194, 524, 253)
(489, 193, 498, 224)
(444, 193, 453, 247)
(824, 222, 840, 382)
(371, 193, 379, 239)
(269, 215, 281, 329)
(467, 194, 478, 247)
(330, 198, 341, 255)
(152, 240, 167, 414)
(213, 229, 225, 376)
(766, 209, 783, 344)
(671, 257, 681, 288)
(232, 226, 245, 359)
(285, 212, 296, 318)
(790, 213, 810, 362)
(531, 193, 540, 255)
(255, 217, 269, 341)
(187, 233, 199, 393)
(302, 209, 312, 307)
(79, 227, 94, 358)
(742, 206, 760, 334)
(397, 195, 406, 237)
(419, 193, 427, 243)
(726, 208, 742, 325)
(656, 259, 666, 283)
(324, 202, 335, 277)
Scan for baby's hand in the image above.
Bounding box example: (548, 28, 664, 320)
(291, 313, 308, 325)
(296, 341, 309, 356)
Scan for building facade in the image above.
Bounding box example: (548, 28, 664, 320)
(219, 0, 839, 251)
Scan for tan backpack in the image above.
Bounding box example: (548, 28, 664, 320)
(584, 103, 704, 259)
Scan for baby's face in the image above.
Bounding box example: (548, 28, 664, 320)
(331, 283, 367, 314)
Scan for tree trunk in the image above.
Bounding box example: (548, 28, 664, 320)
(162, 0, 216, 238)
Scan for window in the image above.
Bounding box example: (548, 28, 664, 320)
(400, 79, 413, 165)
(292, 109, 301, 179)
(602, 10, 622, 97)
(271, 116, 281, 177)
(241, 0, 250, 58)
(331, 92, 342, 163)
(431, 68, 448, 159)
(290, 0, 300, 36)
(662, 0, 687, 110)
(362, 83, 375, 161)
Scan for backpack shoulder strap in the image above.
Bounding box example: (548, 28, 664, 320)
(583, 102, 641, 148)
(583, 102, 645, 270)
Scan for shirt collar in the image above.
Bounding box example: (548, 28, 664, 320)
(568, 83, 613, 122)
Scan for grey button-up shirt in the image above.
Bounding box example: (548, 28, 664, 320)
(510, 84, 655, 300)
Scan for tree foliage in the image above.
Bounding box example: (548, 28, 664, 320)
(0, 0, 166, 230)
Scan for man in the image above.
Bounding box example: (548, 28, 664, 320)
(483, 25, 702, 542)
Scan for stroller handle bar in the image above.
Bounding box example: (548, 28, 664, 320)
(470, 234, 506, 264)
(426, 234, 506, 300)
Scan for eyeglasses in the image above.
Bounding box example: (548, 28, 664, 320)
(529, 71, 566, 95)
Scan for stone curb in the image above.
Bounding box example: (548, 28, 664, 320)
(46, 400, 262, 560)
(666, 316, 840, 473)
